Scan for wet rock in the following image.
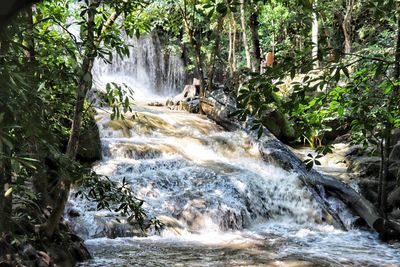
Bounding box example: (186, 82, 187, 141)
(68, 208, 80, 218)
(148, 101, 163, 107)
(389, 143, 400, 162)
(179, 98, 199, 113)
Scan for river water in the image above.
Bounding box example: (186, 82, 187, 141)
(71, 104, 400, 267)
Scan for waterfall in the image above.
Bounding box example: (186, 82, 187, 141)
(68, 107, 322, 238)
(70, 33, 400, 266)
(93, 32, 186, 99)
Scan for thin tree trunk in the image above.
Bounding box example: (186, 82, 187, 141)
(380, 131, 391, 216)
(250, 11, 261, 72)
(342, 0, 354, 54)
(23, 6, 35, 61)
(378, 139, 384, 206)
(240, 0, 251, 69)
(208, 16, 224, 92)
(0, 148, 13, 234)
(228, 14, 237, 76)
(311, 1, 319, 69)
(44, 0, 100, 237)
(380, 3, 400, 218)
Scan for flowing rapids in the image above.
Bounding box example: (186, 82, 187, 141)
(69, 104, 400, 266)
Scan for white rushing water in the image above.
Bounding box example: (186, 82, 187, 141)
(69, 33, 400, 266)
(69, 105, 400, 267)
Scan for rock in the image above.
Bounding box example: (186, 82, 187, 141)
(389, 162, 400, 181)
(391, 128, 400, 147)
(36, 257, 49, 267)
(358, 179, 379, 203)
(68, 208, 80, 218)
(322, 117, 351, 142)
(261, 110, 295, 143)
(390, 209, 400, 220)
(333, 133, 352, 144)
(37, 251, 50, 266)
(179, 98, 199, 113)
(22, 244, 37, 261)
(148, 101, 163, 107)
(77, 112, 102, 163)
(347, 156, 381, 177)
(345, 145, 366, 157)
(389, 143, 400, 162)
(388, 187, 400, 209)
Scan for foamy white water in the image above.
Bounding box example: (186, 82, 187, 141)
(68, 32, 400, 266)
(68, 104, 400, 266)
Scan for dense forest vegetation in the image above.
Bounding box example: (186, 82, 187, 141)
(0, 0, 399, 265)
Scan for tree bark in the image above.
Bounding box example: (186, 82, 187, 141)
(228, 13, 237, 76)
(208, 16, 224, 92)
(240, 0, 251, 69)
(23, 6, 35, 61)
(44, 0, 100, 237)
(249, 11, 261, 72)
(380, 131, 390, 216)
(182, 0, 206, 97)
(311, 1, 319, 69)
(0, 148, 13, 234)
(342, 0, 354, 54)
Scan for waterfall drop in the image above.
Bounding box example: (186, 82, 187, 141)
(93, 32, 186, 99)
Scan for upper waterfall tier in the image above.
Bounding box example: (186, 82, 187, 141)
(93, 32, 186, 98)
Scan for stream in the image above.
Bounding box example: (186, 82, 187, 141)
(68, 33, 400, 266)
(69, 105, 400, 267)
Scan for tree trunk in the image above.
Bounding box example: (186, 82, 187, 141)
(249, 11, 261, 72)
(240, 0, 251, 69)
(0, 148, 13, 234)
(208, 16, 224, 92)
(228, 13, 237, 76)
(342, 0, 354, 54)
(311, 1, 319, 69)
(380, 131, 390, 216)
(44, 0, 100, 237)
(377, 139, 384, 207)
(23, 6, 35, 61)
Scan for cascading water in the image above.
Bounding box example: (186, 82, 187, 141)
(93, 32, 186, 98)
(69, 33, 400, 266)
